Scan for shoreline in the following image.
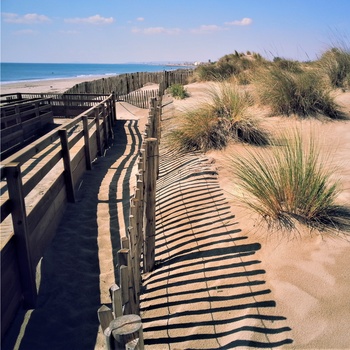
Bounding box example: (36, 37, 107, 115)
(0, 75, 107, 95)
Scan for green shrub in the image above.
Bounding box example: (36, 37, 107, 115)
(168, 84, 189, 99)
(230, 130, 350, 232)
(318, 47, 350, 89)
(256, 67, 343, 118)
(168, 82, 269, 151)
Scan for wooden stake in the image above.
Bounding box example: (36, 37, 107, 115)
(143, 138, 157, 273)
(109, 284, 123, 318)
(109, 315, 144, 350)
(98, 305, 114, 332)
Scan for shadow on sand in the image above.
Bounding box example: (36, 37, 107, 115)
(140, 149, 293, 349)
(3, 120, 141, 350)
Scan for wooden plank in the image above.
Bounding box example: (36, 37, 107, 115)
(1, 128, 61, 176)
(89, 131, 98, 160)
(22, 147, 62, 197)
(28, 184, 67, 267)
(71, 147, 86, 189)
(68, 129, 84, 149)
(27, 173, 65, 235)
(5, 163, 37, 308)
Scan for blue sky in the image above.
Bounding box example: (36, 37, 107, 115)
(1, 0, 349, 63)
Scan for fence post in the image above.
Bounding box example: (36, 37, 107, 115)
(143, 138, 158, 273)
(5, 162, 37, 308)
(82, 116, 92, 170)
(59, 128, 75, 203)
(107, 315, 144, 350)
(110, 284, 123, 318)
(98, 305, 114, 332)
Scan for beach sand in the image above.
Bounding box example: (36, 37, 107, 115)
(179, 83, 350, 348)
(2, 78, 350, 349)
(0, 75, 107, 94)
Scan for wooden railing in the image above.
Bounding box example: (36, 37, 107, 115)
(1, 92, 111, 118)
(1, 98, 54, 159)
(0, 93, 116, 339)
(97, 97, 162, 349)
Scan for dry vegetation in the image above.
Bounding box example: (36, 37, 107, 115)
(167, 47, 350, 234)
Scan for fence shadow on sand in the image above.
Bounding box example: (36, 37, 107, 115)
(140, 148, 294, 349)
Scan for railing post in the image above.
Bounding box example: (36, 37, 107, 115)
(82, 116, 92, 170)
(102, 104, 109, 149)
(106, 100, 114, 139)
(95, 107, 103, 156)
(112, 92, 117, 122)
(5, 162, 37, 308)
(59, 128, 75, 203)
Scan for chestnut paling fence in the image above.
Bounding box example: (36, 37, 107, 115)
(97, 97, 162, 350)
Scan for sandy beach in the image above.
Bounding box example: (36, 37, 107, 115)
(2, 78, 350, 349)
(0, 75, 106, 95)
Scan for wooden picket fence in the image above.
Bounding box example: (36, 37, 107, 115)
(97, 97, 161, 350)
(117, 89, 159, 109)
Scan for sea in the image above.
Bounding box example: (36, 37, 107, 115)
(0, 62, 193, 84)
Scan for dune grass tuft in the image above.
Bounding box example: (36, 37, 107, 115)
(256, 67, 344, 119)
(168, 82, 269, 152)
(318, 47, 350, 89)
(230, 130, 350, 232)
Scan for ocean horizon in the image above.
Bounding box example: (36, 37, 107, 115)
(0, 62, 193, 84)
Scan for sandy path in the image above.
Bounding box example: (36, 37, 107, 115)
(3, 111, 145, 349)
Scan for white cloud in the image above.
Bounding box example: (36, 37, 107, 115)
(225, 17, 253, 26)
(191, 24, 226, 34)
(65, 14, 114, 25)
(2, 12, 51, 24)
(136, 17, 144, 22)
(132, 26, 181, 35)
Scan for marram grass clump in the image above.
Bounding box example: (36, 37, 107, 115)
(168, 82, 269, 152)
(230, 130, 350, 232)
(318, 47, 350, 89)
(255, 67, 344, 119)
